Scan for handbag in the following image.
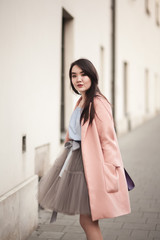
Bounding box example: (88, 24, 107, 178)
(124, 168, 135, 191)
(113, 122, 135, 191)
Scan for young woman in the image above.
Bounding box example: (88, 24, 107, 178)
(38, 58, 131, 240)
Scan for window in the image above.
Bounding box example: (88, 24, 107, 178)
(154, 74, 159, 112)
(145, 0, 151, 15)
(99, 46, 104, 92)
(22, 135, 26, 153)
(123, 62, 128, 117)
(60, 9, 73, 143)
(145, 69, 149, 113)
(155, 0, 160, 26)
(60, 15, 65, 143)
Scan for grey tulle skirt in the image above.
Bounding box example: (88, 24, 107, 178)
(38, 140, 91, 222)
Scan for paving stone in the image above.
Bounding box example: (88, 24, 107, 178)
(27, 115, 160, 240)
(38, 217, 48, 224)
(131, 229, 149, 238)
(123, 222, 156, 230)
(57, 213, 65, 219)
(101, 218, 115, 223)
(123, 211, 142, 218)
(147, 219, 160, 224)
(114, 215, 147, 223)
(100, 221, 123, 229)
(140, 207, 160, 213)
(103, 228, 132, 237)
(117, 236, 153, 240)
(27, 237, 41, 240)
(39, 231, 64, 239)
(102, 233, 117, 240)
(143, 212, 159, 219)
(63, 225, 84, 233)
(72, 219, 80, 226)
(149, 230, 160, 238)
(29, 231, 40, 237)
(61, 232, 86, 240)
(39, 223, 65, 232)
(62, 214, 79, 220)
(52, 219, 75, 226)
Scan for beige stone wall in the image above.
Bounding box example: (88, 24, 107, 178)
(116, 0, 160, 133)
(0, 176, 38, 240)
(0, 0, 160, 238)
(0, 0, 110, 239)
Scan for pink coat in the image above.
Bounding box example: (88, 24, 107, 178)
(65, 94, 131, 221)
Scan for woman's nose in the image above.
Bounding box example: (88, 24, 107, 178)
(77, 76, 82, 82)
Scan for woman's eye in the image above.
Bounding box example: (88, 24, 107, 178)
(81, 73, 86, 76)
(72, 75, 76, 78)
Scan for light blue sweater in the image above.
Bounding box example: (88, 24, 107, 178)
(68, 107, 82, 141)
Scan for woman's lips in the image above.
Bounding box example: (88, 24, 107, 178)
(77, 84, 83, 88)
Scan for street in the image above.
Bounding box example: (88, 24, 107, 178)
(27, 114, 160, 240)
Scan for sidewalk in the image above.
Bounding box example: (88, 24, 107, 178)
(27, 114, 160, 240)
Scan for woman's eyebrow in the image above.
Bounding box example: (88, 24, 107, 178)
(71, 71, 84, 75)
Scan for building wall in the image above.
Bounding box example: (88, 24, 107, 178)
(0, 176, 38, 240)
(0, 0, 62, 197)
(0, 0, 160, 239)
(0, 1, 62, 239)
(0, 0, 111, 239)
(61, 0, 111, 127)
(116, 0, 160, 133)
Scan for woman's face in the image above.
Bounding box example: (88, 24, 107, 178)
(71, 65, 92, 95)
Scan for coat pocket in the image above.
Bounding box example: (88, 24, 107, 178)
(103, 162, 120, 193)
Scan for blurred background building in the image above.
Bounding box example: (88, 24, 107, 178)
(0, 0, 160, 239)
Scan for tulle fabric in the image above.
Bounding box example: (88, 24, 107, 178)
(38, 141, 91, 216)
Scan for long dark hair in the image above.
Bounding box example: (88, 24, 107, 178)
(69, 58, 108, 125)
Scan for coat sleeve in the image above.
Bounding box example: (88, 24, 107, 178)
(94, 97, 123, 167)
